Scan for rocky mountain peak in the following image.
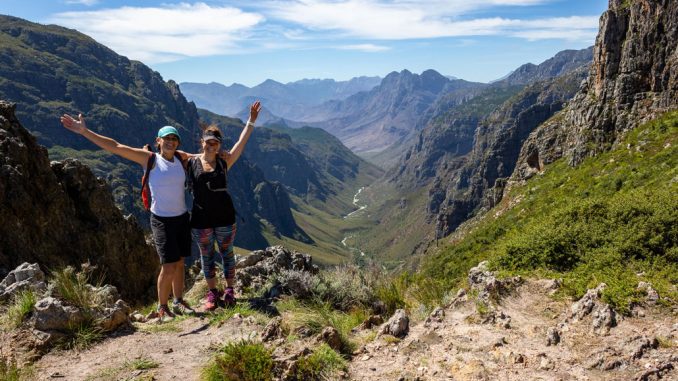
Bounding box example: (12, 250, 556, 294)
(513, 0, 678, 178)
(501, 47, 593, 86)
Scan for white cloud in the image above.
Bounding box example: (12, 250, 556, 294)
(338, 44, 391, 52)
(49, 3, 263, 63)
(260, 1, 598, 41)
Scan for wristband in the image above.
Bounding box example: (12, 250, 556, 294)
(246, 121, 255, 128)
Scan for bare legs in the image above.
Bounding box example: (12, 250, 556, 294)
(157, 260, 185, 305)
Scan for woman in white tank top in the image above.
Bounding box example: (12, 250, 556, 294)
(60, 115, 195, 321)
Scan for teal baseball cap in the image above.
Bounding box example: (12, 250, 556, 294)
(157, 126, 181, 142)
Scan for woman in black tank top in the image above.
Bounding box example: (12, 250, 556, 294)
(188, 101, 261, 310)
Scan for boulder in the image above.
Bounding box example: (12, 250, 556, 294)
(316, 326, 342, 351)
(32, 297, 86, 331)
(0, 262, 46, 302)
(97, 299, 131, 332)
(468, 261, 521, 303)
(234, 246, 316, 298)
(235, 251, 265, 269)
(546, 327, 561, 346)
(637, 282, 660, 305)
(569, 283, 606, 321)
(261, 316, 284, 342)
(380, 309, 409, 338)
(592, 304, 617, 335)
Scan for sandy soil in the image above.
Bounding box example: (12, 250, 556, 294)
(31, 315, 261, 381)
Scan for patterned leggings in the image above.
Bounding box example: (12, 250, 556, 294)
(191, 224, 237, 280)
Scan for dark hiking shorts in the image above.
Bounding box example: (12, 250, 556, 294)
(150, 212, 191, 264)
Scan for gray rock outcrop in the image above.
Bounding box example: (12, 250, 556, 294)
(0, 101, 157, 302)
(0, 262, 46, 302)
(235, 245, 318, 296)
(380, 309, 410, 338)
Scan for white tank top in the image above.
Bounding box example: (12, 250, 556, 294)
(148, 153, 187, 217)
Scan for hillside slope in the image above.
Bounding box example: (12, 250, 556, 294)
(421, 111, 677, 311)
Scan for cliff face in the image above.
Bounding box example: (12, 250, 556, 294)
(390, 48, 593, 190)
(0, 101, 157, 301)
(514, 0, 678, 178)
(431, 67, 589, 236)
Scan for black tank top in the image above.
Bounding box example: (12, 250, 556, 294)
(187, 156, 236, 228)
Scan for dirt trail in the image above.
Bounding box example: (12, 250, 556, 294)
(33, 315, 260, 380)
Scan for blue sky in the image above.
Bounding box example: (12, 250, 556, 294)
(3, 0, 607, 87)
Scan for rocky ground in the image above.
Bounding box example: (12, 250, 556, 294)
(1, 253, 676, 380)
(348, 278, 677, 380)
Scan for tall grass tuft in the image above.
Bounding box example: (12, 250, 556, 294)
(1, 290, 36, 329)
(202, 339, 273, 381)
(62, 322, 104, 350)
(50, 265, 103, 310)
(373, 273, 409, 316)
(280, 299, 367, 353)
(292, 343, 347, 380)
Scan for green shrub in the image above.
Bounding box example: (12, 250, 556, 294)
(202, 340, 273, 381)
(373, 273, 409, 315)
(312, 265, 376, 311)
(408, 277, 448, 309)
(292, 344, 347, 380)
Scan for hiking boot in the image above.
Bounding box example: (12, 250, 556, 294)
(223, 287, 236, 307)
(204, 289, 224, 311)
(172, 298, 196, 316)
(157, 304, 175, 323)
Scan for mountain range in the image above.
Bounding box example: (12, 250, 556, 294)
(0, 15, 379, 255)
(180, 76, 381, 121)
(360, 47, 594, 261)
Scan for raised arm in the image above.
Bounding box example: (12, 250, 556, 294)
(60, 113, 151, 166)
(224, 101, 261, 168)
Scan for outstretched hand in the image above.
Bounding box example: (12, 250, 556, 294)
(60, 113, 87, 134)
(249, 101, 262, 124)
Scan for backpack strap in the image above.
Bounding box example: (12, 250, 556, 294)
(174, 152, 187, 169)
(141, 153, 156, 190)
(216, 156, 228, 190)
(141, 153, 156, 210)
